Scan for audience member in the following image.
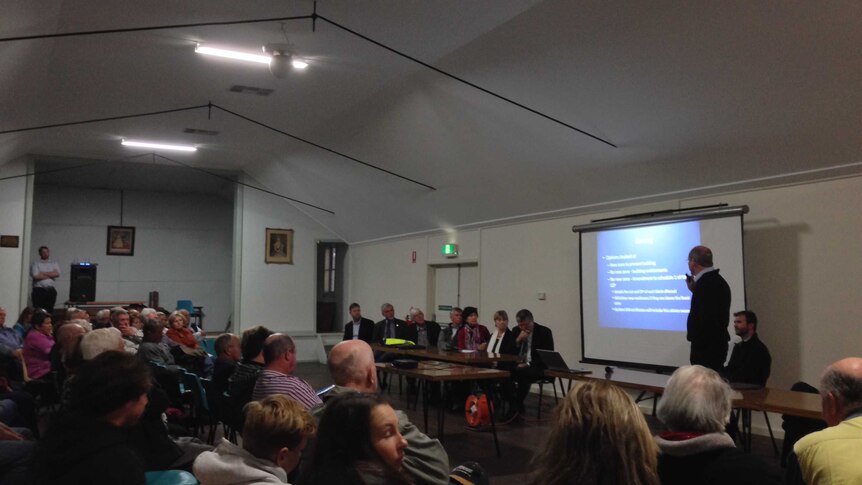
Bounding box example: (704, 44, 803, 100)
(228, 326, 273, 409)
(12, 307, 34, 340)
(486, 310, 517, 356)
(111, 308, 140, 354)
(372, 302, 407, 344)
(455, 307, 490, 351)
(128, 309, 143, 331)
(654, 365, 781, 485)
(722, 310, 771, 386)
(80, 327, 124, 361)
(252, 334, 322, 410)
(137, 321, 178, 368)
(438, 307, 463, 351)
(50, 322, 85, 386)
(93, 308, 112, 329)
(302, 392, 411, 485)
(194, 395, 316, 484)
(787, 357, 862, 485)
(166, 311, 199, 349)
(311, 339, 450, 484)
(32, 351, 151, 484)
(404, 307, 440, 348)
(0, 307, 25, 380)
(22, 310, 54, 380)
(212, 333, 241, 402)
(510, 309, 554, 416)
(529, 381, 660, 485)
(30, 246, 60, 312)
(343, 302, 375, 343)
(0, 421, 35, 485)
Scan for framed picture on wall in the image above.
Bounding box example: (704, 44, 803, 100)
(107, 226, 135, 256)
(265, 228, 293, 264)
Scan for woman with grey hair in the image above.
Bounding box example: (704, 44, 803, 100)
(655, 365, 780, 485)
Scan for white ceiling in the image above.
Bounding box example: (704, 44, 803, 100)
(2, 1, 860, 242)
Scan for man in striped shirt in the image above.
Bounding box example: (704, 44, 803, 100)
(252, 333, 322, 410)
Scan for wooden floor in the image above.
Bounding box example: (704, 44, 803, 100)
(296, 362, 786, 484)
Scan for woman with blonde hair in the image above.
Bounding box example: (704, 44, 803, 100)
(529, 380, 660, 485)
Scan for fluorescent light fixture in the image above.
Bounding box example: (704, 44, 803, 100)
(121, 139, 197, 152)
(195, 44, 270, 64)
(291, 59, 308, 69)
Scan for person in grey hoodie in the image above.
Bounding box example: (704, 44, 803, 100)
(194, 395, 316, 485)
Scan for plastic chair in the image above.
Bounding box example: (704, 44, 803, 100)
(145, 470, 200, 485)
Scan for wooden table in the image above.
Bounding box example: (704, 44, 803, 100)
(64, 301, 146, 317)
(371, 344, 522, 365)
(376, 361, 510, 456)
(736, 388, 822, 420)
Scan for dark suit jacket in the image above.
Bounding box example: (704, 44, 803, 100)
(723, 333, 771, 386)
(403, 321, 441, 347)
(487, 328, 518, 355)
(686, 269, 731, 344)
(511, 322, 554, 369)
(342, 318, 375, 342)
(372, 318, 407, 344)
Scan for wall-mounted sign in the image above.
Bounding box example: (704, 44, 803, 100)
(0, 235, 20, 248)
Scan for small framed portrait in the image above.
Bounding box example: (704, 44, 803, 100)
(265, 228, 294, 264)
(107, 226, 135, 256)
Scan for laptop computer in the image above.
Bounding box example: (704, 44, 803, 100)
(536, 350, 592, 374)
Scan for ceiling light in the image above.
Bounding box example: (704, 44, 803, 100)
(195, 44, 270, 64)
(121, 139, 197, 152)
(291, 59, 308, 69)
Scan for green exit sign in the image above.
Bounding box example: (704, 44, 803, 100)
(442, 243, 458, 257)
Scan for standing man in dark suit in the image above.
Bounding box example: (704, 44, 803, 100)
(372, 302, 406, 344)
(342, 303, 375, 343)
(403, 307, 440, 348)
(511, 309, 554, 416)
(686, 245, 731, 372)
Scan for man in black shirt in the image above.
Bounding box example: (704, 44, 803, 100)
(723, 310, 771, 386)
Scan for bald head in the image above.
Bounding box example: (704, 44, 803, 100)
(688, 246, 714, 268)
(820, 357, 862, 426)
(328, 340, 376, 392)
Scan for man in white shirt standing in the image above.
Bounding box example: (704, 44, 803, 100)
(31, 246, 60, 312)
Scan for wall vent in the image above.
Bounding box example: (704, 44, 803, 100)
(183, 128, 220, 136)
(228, 85, 274, 96)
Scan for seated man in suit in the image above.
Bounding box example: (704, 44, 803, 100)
(404, 307, 440, 348)
(342, 303, 374, 343)
(437, 307, 463, 351)
(511, 309, 554, 416)
(723, 310, 771, 386)
(372, 302, 406, 344)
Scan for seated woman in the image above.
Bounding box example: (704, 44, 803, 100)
(13, 307, 33, 340)
(23, 311, 54, 380)
(529, 381, 660, 485)
(455, 306, 490, 351)
(486, 310, 517, 356)
(165, 312, 198, 349)
(654, 365, 781, 485)
(302, 393, 410, 485)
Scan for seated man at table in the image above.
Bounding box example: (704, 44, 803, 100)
(342, 303, 375, 343)
(511, 309, 554, 416)
(307, 339, 450, 485)
(723, 310, 771, 387)
(437, 307, 463, 351)
(404, 307, 440, 348)
(787, 357, 862, 485)
(372, 302, 406, 344)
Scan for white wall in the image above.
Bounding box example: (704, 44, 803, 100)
(30, 186, 233, 328)
(0, 160, 30, 316)
(349, 237, 429, 324)
(236, 184, 340, 336)
(348, 174, 862, 391)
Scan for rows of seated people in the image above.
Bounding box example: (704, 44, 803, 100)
(2, 302, 859, 484)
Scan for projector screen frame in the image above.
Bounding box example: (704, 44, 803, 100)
(575, 205, 749, 373)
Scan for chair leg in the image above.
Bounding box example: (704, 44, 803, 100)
(537, 380, 544, 419)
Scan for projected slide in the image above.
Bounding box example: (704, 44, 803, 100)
(597, 222, 700, 331)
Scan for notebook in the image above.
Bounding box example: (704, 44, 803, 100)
(535, 350, 592, 374)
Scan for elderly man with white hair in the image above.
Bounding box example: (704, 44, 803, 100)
(654, 365, 780, 485)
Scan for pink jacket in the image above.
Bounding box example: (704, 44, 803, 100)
(23, 331, 54, 379)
